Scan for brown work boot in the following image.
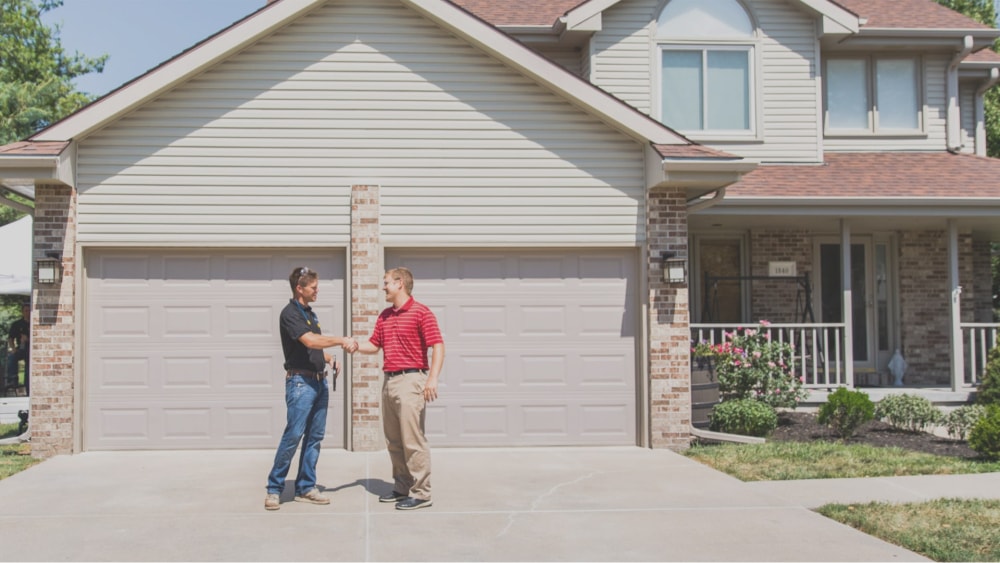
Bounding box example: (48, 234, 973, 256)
(264, 493, 280, 511)
(294, 488, 330, 505)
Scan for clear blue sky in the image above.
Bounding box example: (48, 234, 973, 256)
(41, 0, 265, 97)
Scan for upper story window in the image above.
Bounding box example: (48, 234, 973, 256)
(825, 56, 922, 134)
(656, 0, 757, 138)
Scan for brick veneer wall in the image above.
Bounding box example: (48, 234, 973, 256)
(748, 231, 813, 323)
(350, 185, 384, 451)
(30, 184, 76, 458)
(647, 188, 691, 450)
(899, 231, 978, 385)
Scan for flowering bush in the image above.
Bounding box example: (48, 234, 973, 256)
(693, 321, 807, 409)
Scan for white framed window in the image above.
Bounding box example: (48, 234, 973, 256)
(825, 56, 922, 134)
(655, 0, 758, 138)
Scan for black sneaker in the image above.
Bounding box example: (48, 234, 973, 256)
(396, 497, 432, 510)
(379, 491, 407, 503)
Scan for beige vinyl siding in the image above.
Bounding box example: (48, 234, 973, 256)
(959, 80, 976, 154)
(76, 0, 645, 246)
(744, 0, 820, 161)
(590, 1, 655, 115)
(590, 0, 821, 162)
(533, 46, 585, 77)
(824, 55, 949, 152)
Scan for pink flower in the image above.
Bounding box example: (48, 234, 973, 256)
(753, 351, 762, 358)
(760, 320, 771, 327)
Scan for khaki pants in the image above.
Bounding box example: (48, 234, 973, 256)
(382, 371, 431, 500)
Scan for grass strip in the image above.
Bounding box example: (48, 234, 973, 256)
(818, 498, 1000, 562)
(685, 441, 1000, 481)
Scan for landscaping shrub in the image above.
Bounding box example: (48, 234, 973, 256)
(874, 394, 943, 433)
(708, 398, 778, 437)
(969, 405, 1000, 460)
(944, 404, 988, 441)
(976, 334, 1000, 406)
(693, 321, 807, 409)
(817, 387, 875, 439)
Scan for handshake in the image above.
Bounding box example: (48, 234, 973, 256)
(342, 336, 360, 354)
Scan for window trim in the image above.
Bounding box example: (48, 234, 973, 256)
(656, 43, 761, 141)
(823, 55, 925, 137)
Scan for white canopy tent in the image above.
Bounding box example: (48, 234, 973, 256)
(0, 216, 32, 296)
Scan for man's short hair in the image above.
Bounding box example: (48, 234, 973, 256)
(289, 266, 319, 292)
(388, 267, 414, 294)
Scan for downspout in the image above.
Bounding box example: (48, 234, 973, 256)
(975, 68, 1000, 156)
(947, 36, 974, 153)
(686, 187, 726, 212)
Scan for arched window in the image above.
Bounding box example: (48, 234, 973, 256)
(656, 0, 753, 39)
(656, 0, 756, 135)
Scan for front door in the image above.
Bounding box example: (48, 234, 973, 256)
(816, 238, 895, 373)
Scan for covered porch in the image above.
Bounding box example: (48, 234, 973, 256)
(687, 152, 1000, 411)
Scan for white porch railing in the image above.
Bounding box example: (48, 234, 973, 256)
(961, 323, 1000, 386)
(690, 323, 848, 389)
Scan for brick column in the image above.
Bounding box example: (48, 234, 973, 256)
(647, 188, 691, 450)
(350, 185, 383, 451)
(30, 184, 76, 458)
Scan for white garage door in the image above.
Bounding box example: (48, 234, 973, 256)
(84, 250, 346, 451)
(387, 249, 638, 446)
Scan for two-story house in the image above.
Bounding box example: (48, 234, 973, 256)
(2, 0, 999, 457)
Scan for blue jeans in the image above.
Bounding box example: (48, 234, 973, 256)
(6, 348, 27, 394)
(266, 375, 329, 496)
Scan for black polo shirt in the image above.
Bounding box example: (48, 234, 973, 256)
(279, 299, 325, 372)
(8, 318, 28, 349)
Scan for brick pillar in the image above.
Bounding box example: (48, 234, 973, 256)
(350, 185, 383, 451)
(647, 188, 691, 450)
(30, 184, 76, 458)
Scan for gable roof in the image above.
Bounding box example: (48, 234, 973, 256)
(449, 0, 583, 27)
(30, 0, 698, 152)
(726, 152, 1000, 199)
(831, 0, 992, 29)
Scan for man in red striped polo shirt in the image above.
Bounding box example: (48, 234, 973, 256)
(353, 267, 444, 510)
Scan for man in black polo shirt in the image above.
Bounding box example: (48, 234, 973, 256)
(6, 303, 29, 394)
(264, 266, 358, 511)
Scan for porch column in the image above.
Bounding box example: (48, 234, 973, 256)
(350, 184, 384, 451)
(841, 220, 854, 387)
(948, 219, 964, 391)
(646, 188, 691, 450)
(31, 184, 77, 458)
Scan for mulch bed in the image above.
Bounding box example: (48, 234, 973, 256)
(770, 411, 980, 460)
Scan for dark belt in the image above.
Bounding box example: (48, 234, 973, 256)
(286, 369, 325, 381)
(384, 368, 424, 377)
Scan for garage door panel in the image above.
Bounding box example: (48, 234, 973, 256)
(86, 249, 345, 451)
(425, 398, 634, 446)
(389, 249, 637, 447)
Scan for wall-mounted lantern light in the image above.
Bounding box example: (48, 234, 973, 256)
(36, 251, 62, 285)
(661, 251, 687, 284)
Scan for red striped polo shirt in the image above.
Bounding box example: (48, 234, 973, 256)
(370, 296, 443, 372)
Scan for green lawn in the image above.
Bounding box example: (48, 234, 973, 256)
(0, 422, 38, 480)
(685, 440, 1000, 561)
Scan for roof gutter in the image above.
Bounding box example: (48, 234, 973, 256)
(687, 187, 726, 213)
(975, 68, 1000, 156)
(948, 35, 975, 153)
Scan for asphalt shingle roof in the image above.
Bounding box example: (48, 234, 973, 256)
(829, 0, 990, 29)
(727, 152, 1000, 199)
(0, 141, 69, 156)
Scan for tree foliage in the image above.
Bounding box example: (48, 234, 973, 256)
(0, 0, 106, 145)
(934, 0, 996, 25)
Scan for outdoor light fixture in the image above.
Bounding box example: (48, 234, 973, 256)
(661, 251, 687, 284)
(36, 251, 62, 285)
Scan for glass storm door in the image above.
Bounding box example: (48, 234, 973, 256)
(818, 241, 875, 369)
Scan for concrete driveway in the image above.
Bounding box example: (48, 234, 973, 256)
(0, 447, 926, 561)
